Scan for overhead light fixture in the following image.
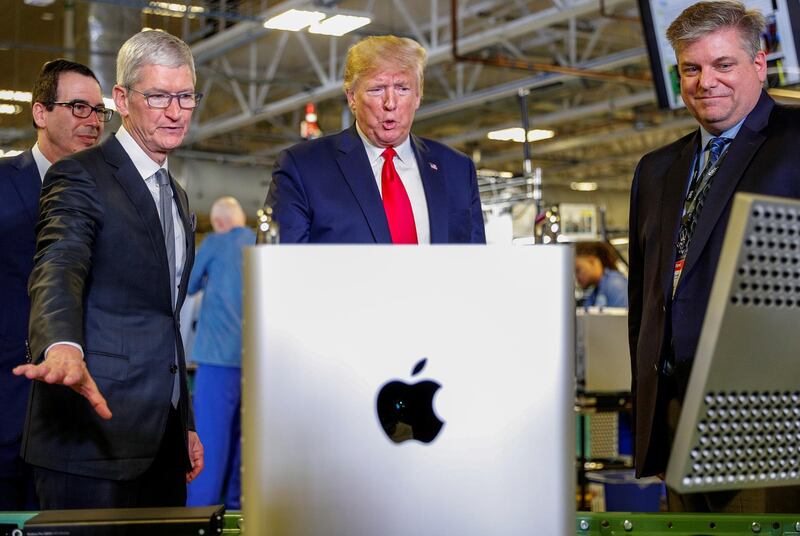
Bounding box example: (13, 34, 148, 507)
(570, 181, 598, 192)
(0, 90, 32, 103)
(0, 104, 22, 115)
(309, 14, 370, 36)
(23, 0, 55, 6)
(477, 168, 514, 179)
(143, 2, 205, 18)
(487, 127, 555, 143)
(768, 88, 800, 101)
(264, 9, 325, 31)
(0, 149, 24, 157)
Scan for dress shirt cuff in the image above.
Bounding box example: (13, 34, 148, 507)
(45, 341, 85, 360)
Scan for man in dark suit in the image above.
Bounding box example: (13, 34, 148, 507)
(268, 35, 485, 244)
(0, 59, 110, 509)
(628, 0, 800, 512)
(13, 30, 204, 508)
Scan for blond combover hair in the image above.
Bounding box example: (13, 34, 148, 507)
(117, 30, 196, 88)
(666, 0, 765, 59)
(343, 35, 427, 95)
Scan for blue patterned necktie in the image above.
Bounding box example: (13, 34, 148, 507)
(676, 136, 731, 261)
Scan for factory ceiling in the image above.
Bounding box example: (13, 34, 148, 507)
(1, 0, 796, 206)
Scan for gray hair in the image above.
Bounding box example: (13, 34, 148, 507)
(666, 1, 765, 59)
(117, 30, 196, 88)
(343, 35, 427, 96)
(211, 196, 246, 227)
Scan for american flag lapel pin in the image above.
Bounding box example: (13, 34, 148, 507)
(429, 162, 438, 171)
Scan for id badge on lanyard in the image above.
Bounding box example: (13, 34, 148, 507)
(672, 150, 724, 297)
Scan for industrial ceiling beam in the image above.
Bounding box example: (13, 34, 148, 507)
(187, 0, 631, 143)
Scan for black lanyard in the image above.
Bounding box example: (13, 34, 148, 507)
(680, 142, 731, 229)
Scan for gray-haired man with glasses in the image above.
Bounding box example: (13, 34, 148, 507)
(1, 58, 106, 511)
(15, 30, 204, 509)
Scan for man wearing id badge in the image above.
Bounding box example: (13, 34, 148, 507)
(628, 0, 800, 512)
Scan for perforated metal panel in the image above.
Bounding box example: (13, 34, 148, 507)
(666, 193, 800, 493)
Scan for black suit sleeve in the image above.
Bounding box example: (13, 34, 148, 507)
(28, 158, 102, 361)
(627, 160, 643, 397)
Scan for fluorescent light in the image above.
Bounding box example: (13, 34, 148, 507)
(570, 181, 598, 192)
(309, 14, 370, 36)
(103, 97, 116, 111)
(0, 90, 32, 103)
(477, 168, 514, 179)
(488, 127, 524, 142)
(143, 2, 205, 18)
(487, 127, 554, 143)
(264, 9, 325, 31)
(768, 88, 800, 101)
(149, 2, 204, 13)
(0, 104, 21, 115)
(526, 129, 555, 142)
(0, 149, 23, 157)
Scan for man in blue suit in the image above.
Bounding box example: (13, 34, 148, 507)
(0, 59, 110, 509)
(628, 0, 800, 512)
(268, 35, 485, 244)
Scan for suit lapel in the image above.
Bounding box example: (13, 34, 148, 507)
(411, 135, 447, 243)
(101, 136, 171, 295)
(8, 150, 41, 225)
(681, 92, 774, 281)
(335, 125, 392, 243)
(170, 174, 193, 311)
(660, 132, 699, 303)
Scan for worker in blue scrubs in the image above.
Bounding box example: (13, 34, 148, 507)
(186, 196, 255, 509)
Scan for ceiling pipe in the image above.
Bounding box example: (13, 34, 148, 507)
(450, 0, 651, 85)
(600, 0, 640, 24)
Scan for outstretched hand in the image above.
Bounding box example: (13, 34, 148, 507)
(13, 344, 112, 420)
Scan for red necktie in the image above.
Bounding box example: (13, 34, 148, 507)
(380, 147, 418, 244)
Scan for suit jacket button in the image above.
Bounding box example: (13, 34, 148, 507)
(170, 364, 178, 374)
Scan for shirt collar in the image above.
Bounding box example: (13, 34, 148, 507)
(355, 122, 414, 167)
(115, 125, 168, 180)
(31, 142, 52, 182)
(699, 116, 746, 151)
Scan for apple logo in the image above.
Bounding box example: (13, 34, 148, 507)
(376, 358, 444, 444)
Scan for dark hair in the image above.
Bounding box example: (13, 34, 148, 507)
(576, 241, 619, 271)
(31, 59, 101, 129)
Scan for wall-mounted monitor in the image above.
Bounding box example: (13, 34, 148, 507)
(638, 0, 800, 109)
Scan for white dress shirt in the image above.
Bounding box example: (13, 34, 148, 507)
(356, 124, 430, 244)
(116, 125, 186, 299)
(31, 143, 52, 182)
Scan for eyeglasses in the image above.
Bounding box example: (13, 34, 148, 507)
(50, 100, 114, 122)
(127, 88, 203, 110)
